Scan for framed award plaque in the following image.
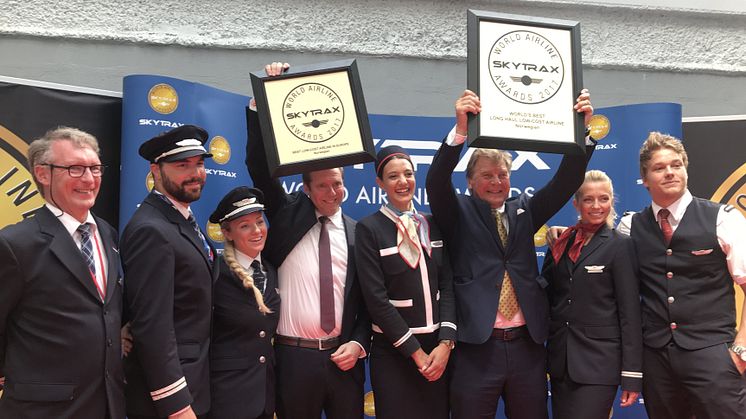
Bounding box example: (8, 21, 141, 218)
(467, 9, 586, 154)
(250, 59, 375, 177)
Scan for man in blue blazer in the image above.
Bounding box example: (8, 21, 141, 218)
(425, 89, 595, 419)
(0, 127, 125, 418)
(244, 62, 371, 419)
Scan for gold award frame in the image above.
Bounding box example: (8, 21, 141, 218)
(250, 59, 374, 177)
(467, 10, 586, 155)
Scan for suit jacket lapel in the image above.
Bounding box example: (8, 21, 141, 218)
(474, 199, 504, 252)
(145, 193, 212, 269)
(95, 217, 121, 304)
(342, 214, 356, 300)
(37, 207, 102, 302)
(573, 225, 610, 269)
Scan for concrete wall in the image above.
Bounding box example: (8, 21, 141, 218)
(1, 0, 744, 117)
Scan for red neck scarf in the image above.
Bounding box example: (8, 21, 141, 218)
(551, 222, 604, 264)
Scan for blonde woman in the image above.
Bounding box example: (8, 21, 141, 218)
(208, 186, 279, 419)
(543, 170, 642, 419)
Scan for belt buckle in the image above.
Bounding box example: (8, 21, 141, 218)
(318, 338, 325, 351)
(502, 328, 514, 341)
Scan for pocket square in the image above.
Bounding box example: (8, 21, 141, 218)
(516, 208, 526, 215)
(585, 265, 605, 273)
(691, 249, 714, 256)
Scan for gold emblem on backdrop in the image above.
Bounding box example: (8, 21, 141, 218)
(588, 114, 610, 141)
(209, 136, 231, 165)
(206, 221, 224, 243)
(145, 172, 155, 192)
(363, 390, 376, 417)
(0, 125, 46, 229)
(148, 83, 179, 114)
(534, 224, 549, 247)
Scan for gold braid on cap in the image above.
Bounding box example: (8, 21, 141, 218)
(222, 242, 272, 314)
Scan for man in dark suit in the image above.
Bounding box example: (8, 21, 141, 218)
(121, 125, 216, 419)
(425, 89, 595, 419)
(0, 127, 124, 418)
(616, 132, 746, 419)
(244, 62, 371, 419)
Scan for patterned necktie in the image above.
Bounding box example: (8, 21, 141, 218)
(77, 223, 96, 276)
(318, 216, 335, 334)
(494, 210, 519, 319)
(188, 212, 213, 263)
(658, 208, 673, 245)
(251, 260, 266, 294)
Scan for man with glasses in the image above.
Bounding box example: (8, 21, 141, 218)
(0, 127, 125, 418)
(121, 125, 217, 419)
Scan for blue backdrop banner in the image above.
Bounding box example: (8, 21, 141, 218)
(120, 74, 681, 419)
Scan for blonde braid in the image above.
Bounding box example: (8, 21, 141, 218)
(223, 242, 272, 314)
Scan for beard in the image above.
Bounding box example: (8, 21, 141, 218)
(161, 173, 204, 204)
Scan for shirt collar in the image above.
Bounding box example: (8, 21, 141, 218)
(234, 248, 261, 270)
(45, 202, 97, 236)
(491, 203, 507, 215)
(651, 189, 692, 222)
(315, 207, 343, 228)
(153, 190, 191, 219)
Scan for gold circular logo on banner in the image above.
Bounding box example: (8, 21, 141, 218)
(363, 390, 376, 417)
(206, 222, 224, 243)
(588, 114, 611, 141)
(710, 162, 746, 329)
(209, 136, 231, 165)
(534, 224, 549, 247)
(145, 172, 155, 192)
(0, 126, 46, 228)
(148, 83, 179, 114)
(282, 83, 344, 143)
(488, 31, 565, 104)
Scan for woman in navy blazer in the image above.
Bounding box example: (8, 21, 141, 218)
(543, 170, 642, 419)
(208, 186, 280, 419)
(355, 146, 457, 419)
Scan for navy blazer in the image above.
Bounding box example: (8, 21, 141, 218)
(121, 192, 218, 417)
(0, 206, 125, 418)
(543, 225, 643, 391)
(245, 108, 371, 351)
(209, 256, 280, 419)
(426, 138, 594, 345)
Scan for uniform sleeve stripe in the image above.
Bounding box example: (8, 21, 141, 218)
(393, 331, 413, 348)
(621, 371, 643, 378)
(379, 246, 398, 256)
(440, 321, 457, 331)
(150, 377, 187, 400)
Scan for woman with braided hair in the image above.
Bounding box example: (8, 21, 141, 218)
(208, 186, 280, 419)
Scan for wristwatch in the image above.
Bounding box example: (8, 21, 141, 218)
(730, 344, 746, 362)
(439, 339, 456, 351)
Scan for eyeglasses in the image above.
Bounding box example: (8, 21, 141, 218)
(44, 164, 106, 177)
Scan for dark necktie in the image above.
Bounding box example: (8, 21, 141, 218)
(251, 260, 266, 294)
(77, 223, 97, 276)
(658, 208, 673, 245)
(188, 212, 213, 263)
(318, 216, 335, 334)
(494, 210, 519, 319)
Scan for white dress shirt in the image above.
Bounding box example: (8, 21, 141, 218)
(277, 208, 348, 339)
